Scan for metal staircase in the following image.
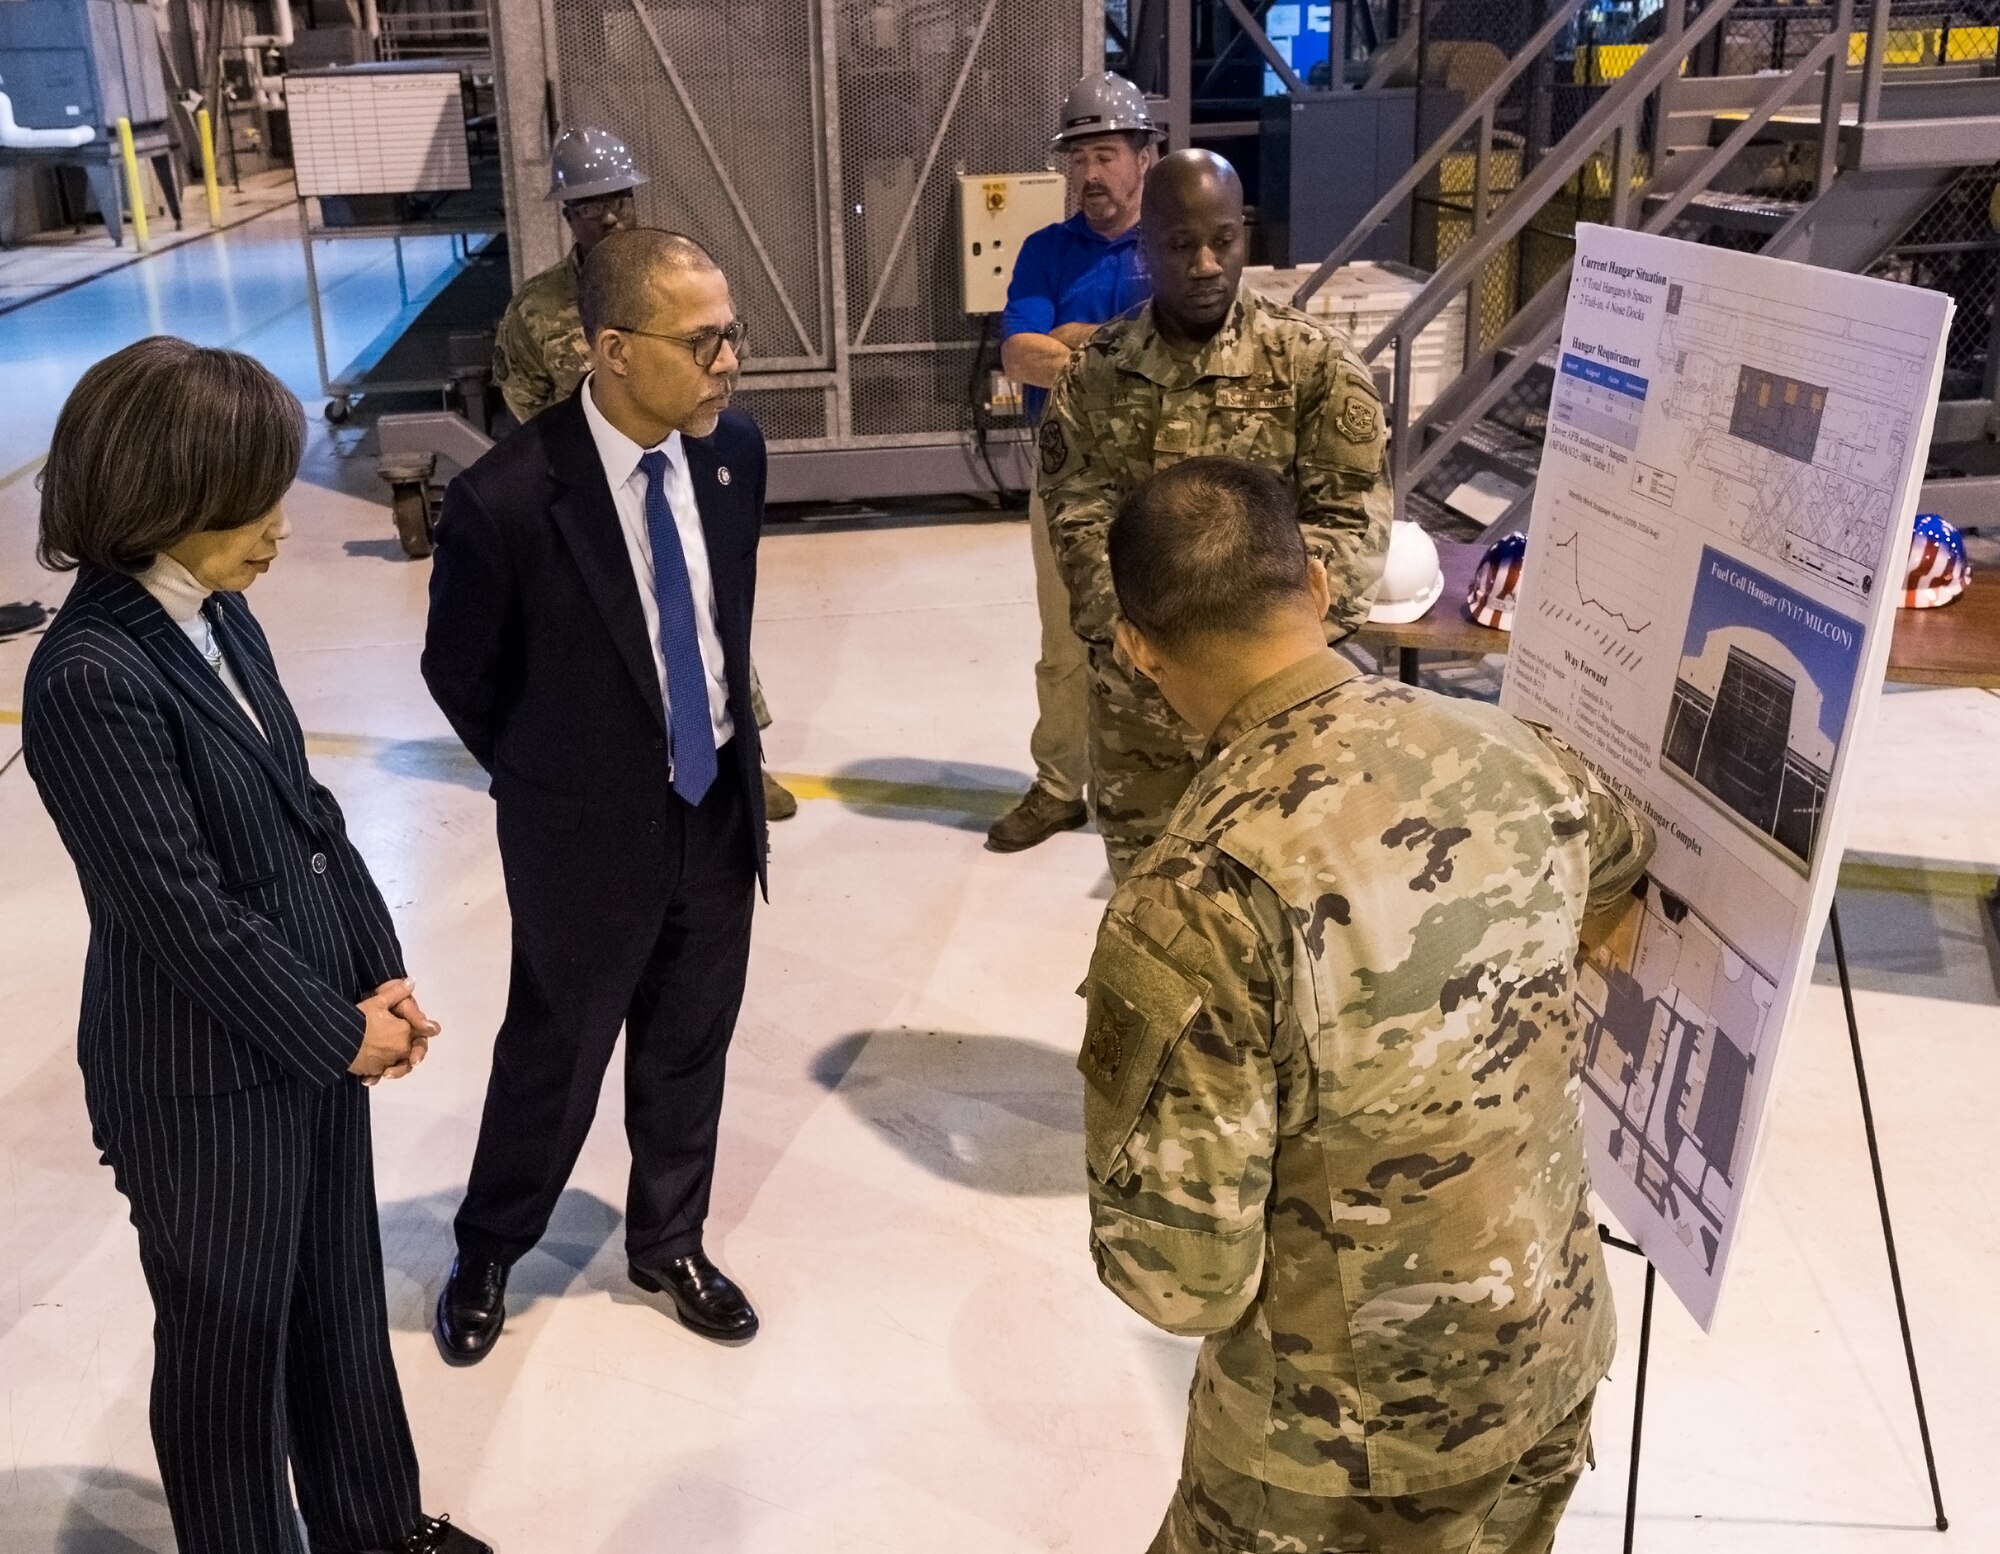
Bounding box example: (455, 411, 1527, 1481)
(1298, 0, 2000, 540)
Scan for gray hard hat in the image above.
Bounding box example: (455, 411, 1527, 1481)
(1052, 72, 1161, 148)
(546, 124, 649, 203)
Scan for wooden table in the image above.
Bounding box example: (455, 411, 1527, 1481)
(1353, 538, 1507, 684)
(1356, 536, 2000, 691)
(1886, 561, 2000, 688)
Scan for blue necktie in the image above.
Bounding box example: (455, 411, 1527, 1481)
(638, 449, 718, 806)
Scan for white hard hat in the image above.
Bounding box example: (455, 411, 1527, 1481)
(1368, 521, 1444, 624)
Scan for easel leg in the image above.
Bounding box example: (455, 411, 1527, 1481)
(1828, 902, 1950, 1532)
(1623, 1261, 1655, 1554)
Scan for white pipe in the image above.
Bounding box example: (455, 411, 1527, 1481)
(0, 91, 96, 149)
(360, 0, 378, 40)
(245, 0, 295, 49)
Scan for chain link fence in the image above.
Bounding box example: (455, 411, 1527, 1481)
(1870, 164, 2000, 397)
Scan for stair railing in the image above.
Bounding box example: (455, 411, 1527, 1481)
(1407, 0, 1862, 507)
(1295, 0, 1892, 515)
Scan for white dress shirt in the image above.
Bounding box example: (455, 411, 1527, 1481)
(580, 376, 734, 763)
(136, 554, 268, 739)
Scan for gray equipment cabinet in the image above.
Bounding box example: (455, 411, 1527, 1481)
(0, 0, 175, 247)
(487, 0, 1100, 503)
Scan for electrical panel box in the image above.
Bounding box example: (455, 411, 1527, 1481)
(956, 171, 1067, 316)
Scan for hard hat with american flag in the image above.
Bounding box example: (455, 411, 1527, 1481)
(1467, 531, 1527, 630)
(1901, 512, 1971, 609)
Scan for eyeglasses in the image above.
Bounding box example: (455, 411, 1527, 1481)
(609, 320, 749, 370)
(562, 192, 635, 219)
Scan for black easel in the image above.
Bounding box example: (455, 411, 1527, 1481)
(1595, 900, 1948, 1551)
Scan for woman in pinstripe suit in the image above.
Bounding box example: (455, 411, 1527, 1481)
(22, 339, 490, 1554)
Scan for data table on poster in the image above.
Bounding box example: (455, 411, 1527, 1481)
(1552, 351, 1648, 451)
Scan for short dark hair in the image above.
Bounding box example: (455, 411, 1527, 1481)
(578, 228, 718, 342)
(37, 336, 304, 574)
(1109, 457, 1311, 646)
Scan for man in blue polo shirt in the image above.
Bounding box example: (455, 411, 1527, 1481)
(987, 72, 1159, 854)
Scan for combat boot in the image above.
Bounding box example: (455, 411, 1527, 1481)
(986, 782, 1088, 852)
(763, 769, 799, 820)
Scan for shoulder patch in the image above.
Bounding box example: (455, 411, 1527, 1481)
(1336, 392, 1380, 444)
(1039, 416, 1070, 476)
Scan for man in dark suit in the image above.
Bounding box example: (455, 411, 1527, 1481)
(423, 229, 768, 1360)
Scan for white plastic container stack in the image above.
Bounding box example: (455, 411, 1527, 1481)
(1241, 261, 1468, 418)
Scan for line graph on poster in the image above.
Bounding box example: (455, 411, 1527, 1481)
(1534, 518, 1657, 674)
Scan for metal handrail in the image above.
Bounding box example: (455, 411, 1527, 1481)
(1401, 16, 1853, 493)
(1359, 0, 1723, 371)
(1290, 0, 1592, 310)
(1394, 0, 1874, 512)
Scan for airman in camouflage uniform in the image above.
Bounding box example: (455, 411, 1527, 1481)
(1082, 457, 1653, 1552)
(1042, 150, 1392, 879)
(492, 252, 593, 426)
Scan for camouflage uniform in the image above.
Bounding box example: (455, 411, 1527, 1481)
(492, 251, 774, 730)
(1040, 289, 1393, 878)
(492, 252, 591, 426)
(1078, 651, 1653, 1551)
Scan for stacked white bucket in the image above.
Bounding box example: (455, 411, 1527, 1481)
(1241, 262, 1468, 419)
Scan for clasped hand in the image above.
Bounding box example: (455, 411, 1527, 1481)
(349, 977, 443, 1086)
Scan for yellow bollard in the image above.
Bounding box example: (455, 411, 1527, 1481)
(197, 108, 223, 227)
(116, 117, 151, 251)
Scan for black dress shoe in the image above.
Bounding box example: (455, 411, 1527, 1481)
(389, 1512, 492, 1553)
(434, 1256, 508, 1366)
(630, 1250, 759, 1342)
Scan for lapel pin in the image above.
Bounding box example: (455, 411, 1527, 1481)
(717, 466, 732, 486)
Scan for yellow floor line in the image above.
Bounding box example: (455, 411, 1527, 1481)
(299, 730, 1016, 817)
(3, 705, 1995, 890)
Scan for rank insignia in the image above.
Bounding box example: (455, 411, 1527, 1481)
(1336, 393, 1380, 444)
(1084, 1019, 1124, 1083)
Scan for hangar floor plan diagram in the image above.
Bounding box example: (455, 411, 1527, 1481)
(1642, 278, 1934, 599)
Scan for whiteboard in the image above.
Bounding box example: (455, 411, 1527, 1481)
(289, 71, 470, 197)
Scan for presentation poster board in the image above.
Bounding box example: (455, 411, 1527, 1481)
(1500, 225, 1952, 1326)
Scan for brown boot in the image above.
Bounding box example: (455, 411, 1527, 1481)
(986, 783, 1088, 852)
(762, 769, 799, 821)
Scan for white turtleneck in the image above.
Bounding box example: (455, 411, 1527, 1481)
(136, 555, 268, 739)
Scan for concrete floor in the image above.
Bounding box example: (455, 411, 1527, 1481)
(1, 205, 1998, 1553)
(0, 170, 296, 315)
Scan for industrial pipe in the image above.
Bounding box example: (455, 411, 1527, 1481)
(245, 0, 295, 50)
(0, 91, 95, 149)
